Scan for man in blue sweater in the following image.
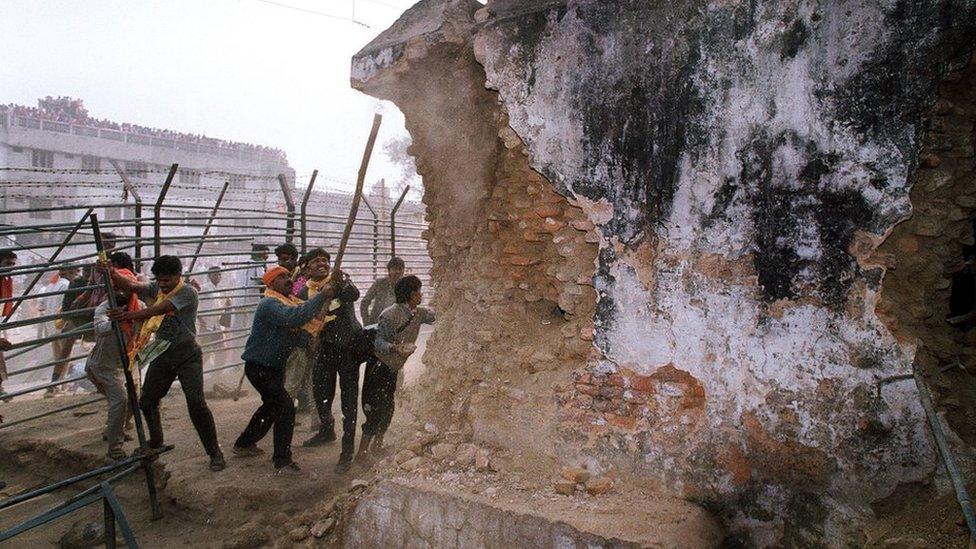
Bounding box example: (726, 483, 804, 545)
(233, 265, 334, 473)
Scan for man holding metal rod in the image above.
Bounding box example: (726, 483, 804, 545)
(233, 265, 336, 473)
(86, 267, 141, 461)
(101, 255, 226, 472)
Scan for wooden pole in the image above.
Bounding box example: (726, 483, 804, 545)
(334, 113, 382, 273)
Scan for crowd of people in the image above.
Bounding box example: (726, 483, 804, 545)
(0, 239, 432, 475)
(0, 96, 287, 161)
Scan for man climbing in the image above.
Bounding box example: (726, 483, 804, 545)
(360, 257, 404, 326)
(301, 251, 363, 475)
(105, 255, 225, 471)
(233, 265, 334, 473)
(359, 275, 434, 460)
(86, 267, 141, 462)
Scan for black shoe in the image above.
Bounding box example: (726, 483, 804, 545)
(275, 461, 301, 475)
(209, 452, 226, 472)
(232, 444, 265, 458)
(302, 431, 337, 447)
(333, 459, 352, 475)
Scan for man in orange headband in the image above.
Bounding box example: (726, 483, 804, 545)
(86, 268, 140, 461)
(233, 264, 336, 473)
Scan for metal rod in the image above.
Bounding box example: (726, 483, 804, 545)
(278, 174, 296, 244)
(186, 181, 230, 275)
(390, 185, 410, 258)
(300, 170, 318, 254)
(1, 208, 93, 324)
(0, 397, 105, 430)
(6, 351, 91, 377)
(913, 364, 976, 541)
(0, 306, 95, 330)
(104, 496, 116, 549)
(0, 284, 100, 305)
(5, 322, 93, 356)
(111, 159, 143, 271)
(153, 163, 178, 257)
(0, 445, 173, 511)
(92, 213, 161, 520)
(361, 196, 379, 281)
(335, 113, 382, 271)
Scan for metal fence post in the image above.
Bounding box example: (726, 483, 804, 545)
(278, 174, 295, 244)
(361, 196, 379, 281)
(91, 213, 161, 521)
(186, 181, 230, 275)
(299, 170, 318, 254)
(110, 160, 143, 271)
(389, 185, 410, 258)
(154, 164, 178, 258)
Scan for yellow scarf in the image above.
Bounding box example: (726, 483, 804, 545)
(305, 275, 341, 323)
(264, 288, 323, 335)
(127, 278, 186, 365)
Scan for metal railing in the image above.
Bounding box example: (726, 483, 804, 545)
(0, 159, 430, 545)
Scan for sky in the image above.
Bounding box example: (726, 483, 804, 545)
(0, 0, 423, 196)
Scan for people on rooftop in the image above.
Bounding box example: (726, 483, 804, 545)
(0, 97, 286, 161)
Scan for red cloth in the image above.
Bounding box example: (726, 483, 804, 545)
(1, 277, 12, 317)
(113, 269, 141, 346)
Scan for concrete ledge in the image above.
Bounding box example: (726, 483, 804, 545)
(344, 477, 723, 548)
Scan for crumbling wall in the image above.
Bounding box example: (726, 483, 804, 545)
(352, 0, 976, 546)
(352, 0, 600, 457)
(872, 56, 976, 447)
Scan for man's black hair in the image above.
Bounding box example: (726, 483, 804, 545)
(251, 243, 269, 251)
(394, 275, 422, 303)
(387, 256, 405, 270)
(275, 243, 299, 258)
(102, 232, 117, 242)
(109, 251, 134, 271)
(302, 248, 330, 266)
(0, 250, 16, 261)
(150, 255, 183, 277)
(208, 266, 221, 272)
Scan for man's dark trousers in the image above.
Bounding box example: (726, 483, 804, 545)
(312, 342, 360, 460)
(235, 362, 295, 467)
(139, 341, 221, 456)
(361, 356, 397, 437)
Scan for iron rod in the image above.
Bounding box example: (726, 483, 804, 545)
(153, 163, 178, 257)
(186, 181, 230, 275)
(1, 208, 94, 323)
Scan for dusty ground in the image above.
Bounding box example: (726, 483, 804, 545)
(0, 390, 407, 548)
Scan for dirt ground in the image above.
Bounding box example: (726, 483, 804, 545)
(0, 389, 413, 548)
